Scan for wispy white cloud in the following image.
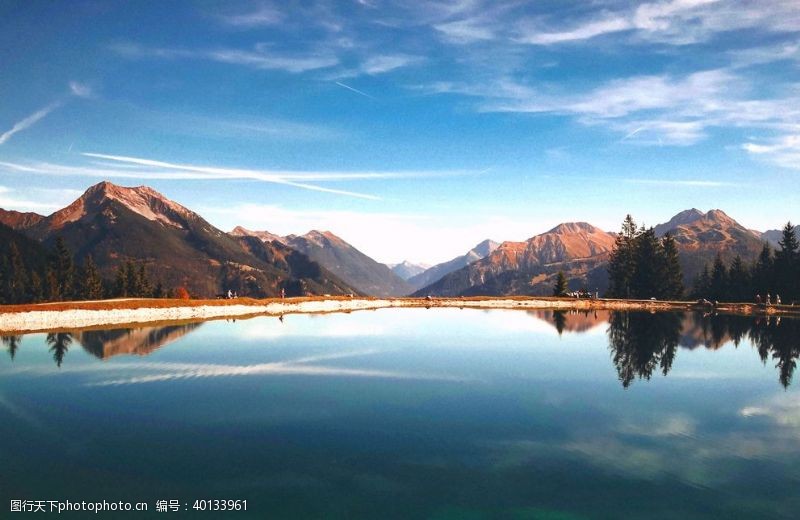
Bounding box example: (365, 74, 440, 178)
(742, 134, 800, 170)
(112, 42, 338, 73)
(624, 178, 739, 188)
(327, 53, 424, 79)
(423, 66, 800, 147)
(434, 17, 495, 43)
(1, 152, 480, 204)
(68, 81, 93, 98)
(218, 3, 283, 28)
(0, 102, 61, 145)
(517, 16, 632, 45)
(514, 0, 800, 46)
(361, 54, 422, 74)
(209, 47, 339, 73)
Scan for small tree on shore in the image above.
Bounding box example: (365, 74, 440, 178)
(553, 271, 568, 297)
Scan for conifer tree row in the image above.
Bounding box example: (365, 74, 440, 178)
(692, 222, 799, 303)
(0, 236, 167, 304)
(606, 215, 685, 300)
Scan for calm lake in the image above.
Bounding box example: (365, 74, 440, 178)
(1, 308, 799, 519)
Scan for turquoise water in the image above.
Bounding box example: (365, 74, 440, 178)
(1, 308, 799, 518)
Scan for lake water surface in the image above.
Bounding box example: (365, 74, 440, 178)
(1, 308, 799, 518)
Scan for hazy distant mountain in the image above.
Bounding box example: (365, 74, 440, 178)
(654, 208, 764, 284)
(407, 239, 499, 291)
(389, 260, 430, 280)
(0, 208, 44, 230)
(762, 225, 800, 249)
(18, 181, 354, 298)
(284, 230, 412, 297)
(416, 223, 616, 297)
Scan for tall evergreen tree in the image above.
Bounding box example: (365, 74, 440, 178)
(774, 222, 799, 301)
(553, 271, 568, 296)
(727, 255, 750, 302)
(631, 227, 666, 299)
(45, 267, 60, 301)
(751, 243, 774, 297)
(607, 215, 639, 298)
(114, 263, 128, 297)
(708, 254, 728, 301)
(29, 271, 44, 303)
(50, 237, 75, 301)
(5, 243, 28, 304)
(80, 255, 104, 300)
(692, 264, 711, 299)
(135, 263, 152, 297)
(661, 233, 684, 300)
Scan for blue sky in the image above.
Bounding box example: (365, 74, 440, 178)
(1, 0, 799, 264)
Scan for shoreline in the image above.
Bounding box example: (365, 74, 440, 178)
(0, 296, 796, 334)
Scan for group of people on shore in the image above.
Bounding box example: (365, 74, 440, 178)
(755, 293, 782, 306)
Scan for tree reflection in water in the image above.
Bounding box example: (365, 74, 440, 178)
(748, 316, 800, 388)
(607, 312, 682, 388)
(2, 335, 22, 361)
(46, 333, 72, 368)
(607, 311, 800, 389)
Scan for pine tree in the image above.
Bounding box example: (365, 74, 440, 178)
(0, 255, 7, 304)
(607, 215, 639, 298)
(29, 271, 44, 303)
(709, 254, 728, 301)
(692, 264, 711, 299)
(45, 267, 60, 301)
(50, 237, 75, 301)
(6, 243, 28, 304)
(124, 260, 138, 296)
(774, 222, 799, 301)
(727, 255, 750, 302)
(553, 271, 568, 296)
(135, 264, 152, 297)
(661, 233, 684, 300)
(631, 227, 665, 299)
(114, 263, 128, 297)
(751, 243, 774, 297)
(80, 255, 104, 300)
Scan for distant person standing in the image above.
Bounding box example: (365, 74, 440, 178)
(776, 294, 782, 305)
(280, 288, 286, 299)
(756, 294, 762, 304)
(766, 293, 771, 305)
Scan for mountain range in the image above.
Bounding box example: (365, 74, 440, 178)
(0, 182, 354, 298)
(414, 223, 616, 296)
(0, 182, 792, 300)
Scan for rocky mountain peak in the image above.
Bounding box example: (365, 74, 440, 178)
(547, 222, 602, 235)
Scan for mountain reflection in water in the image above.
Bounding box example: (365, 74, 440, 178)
(2, 311, 799, 387)
(2, 323, 202, 367)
